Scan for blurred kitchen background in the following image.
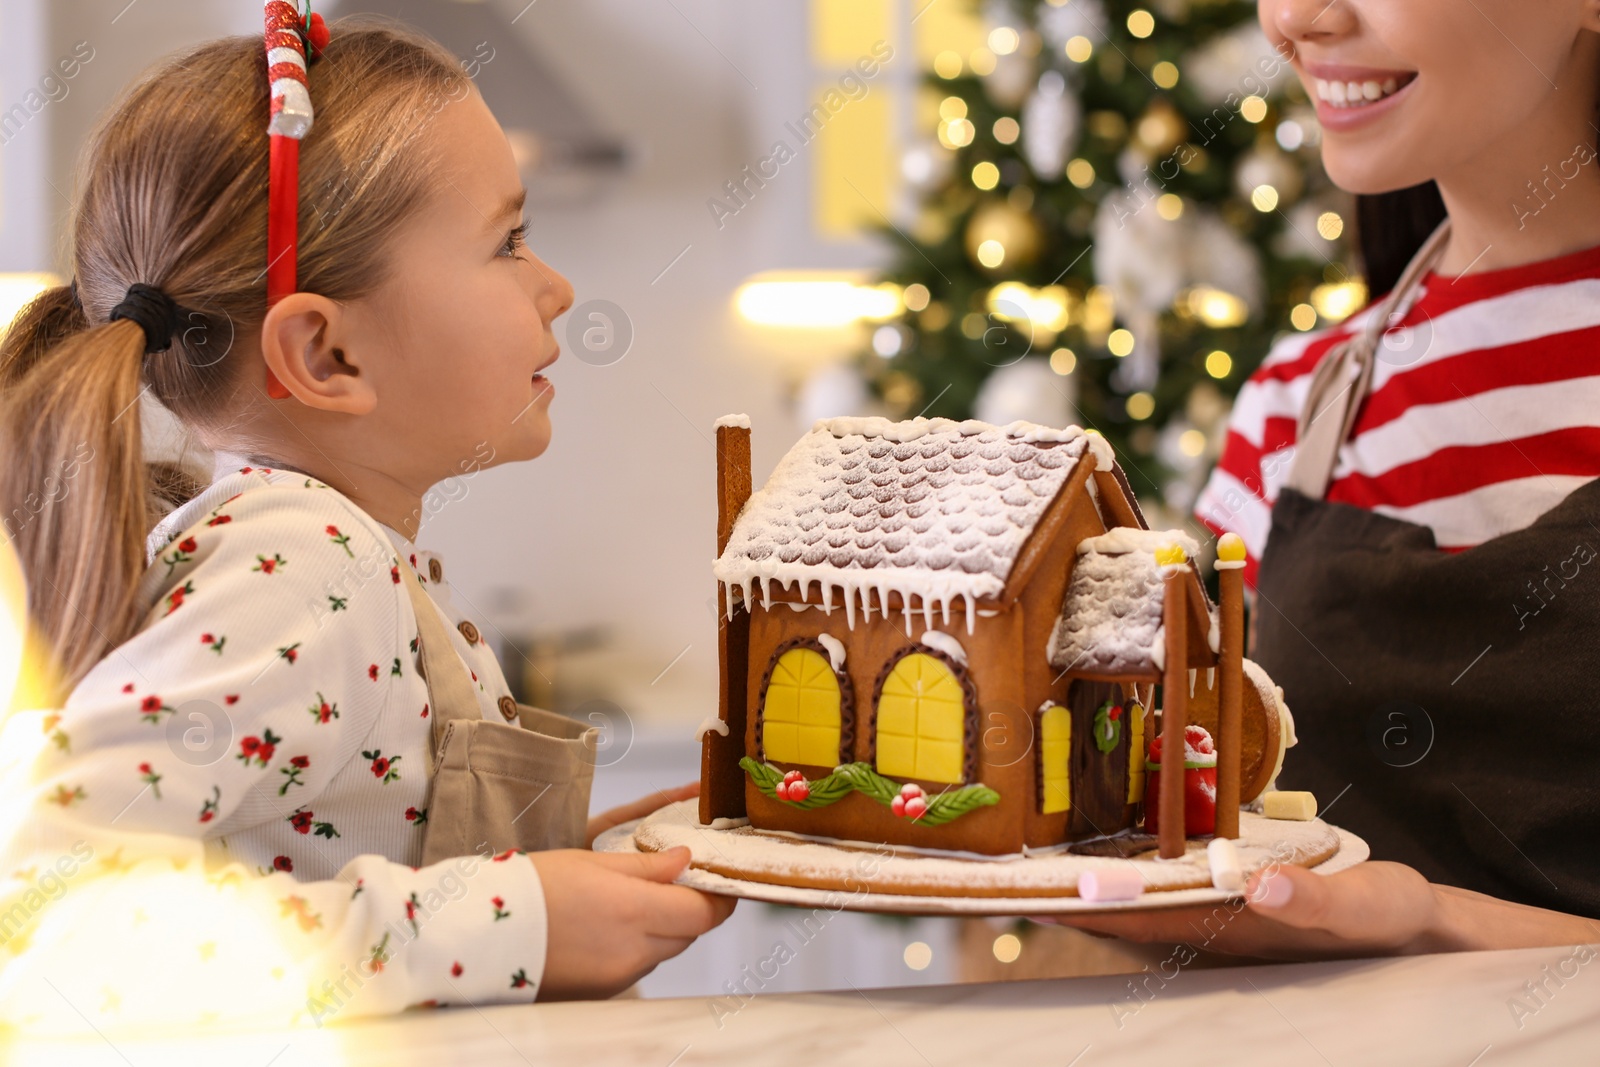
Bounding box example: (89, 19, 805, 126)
(0, 0, 1361, 997)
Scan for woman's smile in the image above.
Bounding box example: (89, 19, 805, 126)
(1302, 61, 1419, 131)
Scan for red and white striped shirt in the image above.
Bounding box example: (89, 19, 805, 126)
(1195, 239, 1600, 589)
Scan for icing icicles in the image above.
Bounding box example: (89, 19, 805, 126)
(694, 717, 730, 742)
(815, 633, 846, 672)
(918, 630, 968, 666)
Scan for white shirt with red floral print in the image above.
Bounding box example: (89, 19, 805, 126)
(0, 454, 551, 1028)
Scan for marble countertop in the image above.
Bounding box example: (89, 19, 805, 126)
(7, 944, 1598, 1065)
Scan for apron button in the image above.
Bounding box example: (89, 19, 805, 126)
(498, 695, 519, 721)
(458, 620, 480, 644)
(428, 558, 443, 583)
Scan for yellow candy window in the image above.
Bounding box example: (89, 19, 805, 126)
(1039, 703, 1071, 814)
(762, 647, 843, 767)
(875, 652, 967, 784)
(1126, 700, 1146, 804)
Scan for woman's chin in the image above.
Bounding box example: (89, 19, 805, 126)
(1322, 153, 1433, 197)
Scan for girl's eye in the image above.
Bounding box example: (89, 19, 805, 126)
(498, 221, 529, 259)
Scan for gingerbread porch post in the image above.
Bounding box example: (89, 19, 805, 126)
(700, 415, 753, 824)
(1156, 543, 1189, 860)
(1213, 533, 1247, 839)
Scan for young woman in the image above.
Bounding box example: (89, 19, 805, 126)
(1054, 0, 1600, 954)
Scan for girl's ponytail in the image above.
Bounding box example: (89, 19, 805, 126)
(0, 286, 156, 697)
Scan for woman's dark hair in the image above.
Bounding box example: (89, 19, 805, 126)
(1353, 181, 1448, 298)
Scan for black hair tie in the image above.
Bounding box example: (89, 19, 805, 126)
(109, 283, 180, 354)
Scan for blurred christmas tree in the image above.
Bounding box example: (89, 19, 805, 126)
(857, 0, 1366, 525)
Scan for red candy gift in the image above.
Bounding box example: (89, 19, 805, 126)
(1143, 724, 1218, 837)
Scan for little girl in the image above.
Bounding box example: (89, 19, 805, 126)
(1055, 0, 1600, 953)
(0, 17, 731, 1028)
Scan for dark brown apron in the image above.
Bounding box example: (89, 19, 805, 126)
(397, 557, 598, 864)
(1255, 218, 1600, 917)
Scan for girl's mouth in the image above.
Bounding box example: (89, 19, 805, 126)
(1314, 71, 1417, 108)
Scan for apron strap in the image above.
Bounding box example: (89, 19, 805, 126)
(1284, 217, 1454, 500)
(396, 558, 483, 750)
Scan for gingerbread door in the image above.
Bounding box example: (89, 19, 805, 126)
(1066, 678, 1130, 837)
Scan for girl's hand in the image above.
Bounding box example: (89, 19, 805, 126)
(533, 846, 736, 1000)
(1043, 860, 1450, 960)
(585, 781, 699, 849)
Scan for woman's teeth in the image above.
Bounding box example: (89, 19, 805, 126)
(1315, 75, 1411, 107)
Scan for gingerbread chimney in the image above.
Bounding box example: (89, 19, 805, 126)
(700, 415, 753, 824)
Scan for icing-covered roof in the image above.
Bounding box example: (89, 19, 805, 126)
(714, 416, 1113, 632)
(1047, 528, 1204, 676)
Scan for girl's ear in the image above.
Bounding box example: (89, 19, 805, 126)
(259, 292, 377, 414)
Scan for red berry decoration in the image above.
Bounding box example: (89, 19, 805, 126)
(304, 12, 330, 60)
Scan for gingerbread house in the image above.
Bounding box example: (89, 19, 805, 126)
(698, 415, 1257, 858)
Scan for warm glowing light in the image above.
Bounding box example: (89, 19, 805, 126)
(1127, 10, 1155, 37)
(1066, 158, 1095, 188)
(939, 118, 976, 149)
(1126, 391, 1155, 420)
(993, 116, 1020, 144)
(1156, 193, 1183, 220)
(1050, 347, 1077, 374)
(1316, 211, 1345, 240)
(1250, 184, 1279, 211)
(1205, 349, 1233, 378)
(988, 283, 1071, 333)
(904, 941, 933, 970)
(976, 240, 1006, 268)
(1107, 328, 1134, 356)
(1179, 429, 1207, 457)
(934, 51, 963, 79)
(1290, 303, 1318, 331)
(1186, 287, 1249, 328)
(1311, 280, 1368, 322)
(971, 162, 1000, 190)
(1240, 95, 1268, 123)
(735, 275, 902, 327)
(1065, 35, 1093, 62)
(902, 283, 931, 312)
(988, 27, 1020, 55)
(0, 272, 63, 340)
(939, 95, 969, 121)
(992, 933, 1022, 962)
(1153, 61, 1179, 88)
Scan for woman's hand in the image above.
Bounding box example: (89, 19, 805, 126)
(585, 781, 699, 849)
(1044, 860, 1451, 960)
(533, 846, 736, 1000)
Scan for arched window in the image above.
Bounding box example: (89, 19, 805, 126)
(759, 640, 849, 767)
(1038, 702, 1071, 814)
(873, 650, 973, 784)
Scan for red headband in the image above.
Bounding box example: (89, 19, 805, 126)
(262, 2, 329, 400)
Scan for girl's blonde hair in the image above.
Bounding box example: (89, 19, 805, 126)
(0, 18, 468, 697)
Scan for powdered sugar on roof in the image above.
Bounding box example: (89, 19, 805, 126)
(714, 417, 1109, 634)
(1048, 529, 1202, 676)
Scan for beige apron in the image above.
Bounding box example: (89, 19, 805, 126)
(397, 560, 598, 865)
